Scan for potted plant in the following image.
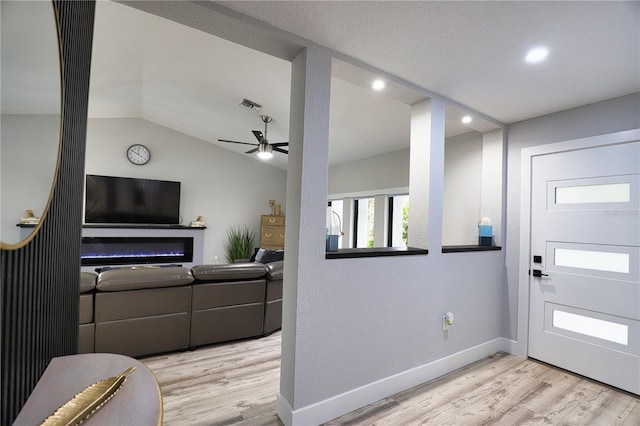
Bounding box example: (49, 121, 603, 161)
(223, 225, 257, 263)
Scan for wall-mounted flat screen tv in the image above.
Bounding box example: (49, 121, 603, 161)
(85, 174, 181, 225)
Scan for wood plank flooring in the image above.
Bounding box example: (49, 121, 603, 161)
(141, 332, 640, 425)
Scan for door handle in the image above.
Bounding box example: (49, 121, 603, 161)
(532, 269, 549, 277)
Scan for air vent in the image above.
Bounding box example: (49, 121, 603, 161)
(239, 98, 262, 112)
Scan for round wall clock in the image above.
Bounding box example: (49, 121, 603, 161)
(126, 144, 150, 165)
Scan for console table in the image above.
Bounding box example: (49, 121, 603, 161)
(13, 353, 162, 426)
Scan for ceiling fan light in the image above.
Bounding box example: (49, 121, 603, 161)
(257, 143, 273, 160)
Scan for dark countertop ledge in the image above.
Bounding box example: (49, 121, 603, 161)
(326, 247, 429, 259)
(325, 245, 501, 259)
(442, 245, 502, 253)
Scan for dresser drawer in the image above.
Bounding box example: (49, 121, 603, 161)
(261, 215, 285, 226)
(262, 226, 284, 245)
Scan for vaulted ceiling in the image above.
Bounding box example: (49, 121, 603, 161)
(6, 1, 639, 170)
(89, 1, 515, 169)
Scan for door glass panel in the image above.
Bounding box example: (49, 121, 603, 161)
(555, 248, 630, 274)
(553, 309, 628, 345)
(555, 183, 630, 204)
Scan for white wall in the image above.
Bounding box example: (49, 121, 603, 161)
(328, 148, 409, 195)
(1, 114, 60, 243)
(504, 93, 640, 340)
(85, 117, 287, 263)
(443, 132, 482, 245)
(279, 49, 507, 426)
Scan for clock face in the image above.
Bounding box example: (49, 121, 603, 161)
(127, 144, 150, 165)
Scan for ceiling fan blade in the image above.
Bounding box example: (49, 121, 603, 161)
(252, 130, 264, 142)
(245, 148, 259, 154)
(270, 142, 289, 147)
(218, 139, 258, 147)
(273, 147, 289, 154)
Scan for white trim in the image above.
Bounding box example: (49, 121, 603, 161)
(276, 392, 294, 426)
(276, 337, 514, 426)
(516, 128, 640, 359)
(328, 186, 410, 201)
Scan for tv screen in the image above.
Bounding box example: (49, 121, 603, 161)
(85, 175, 181, 225)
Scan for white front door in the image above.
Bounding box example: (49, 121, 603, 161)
(528, 139, 640, 394)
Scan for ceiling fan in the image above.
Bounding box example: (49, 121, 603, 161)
(218, 115, 288, 160)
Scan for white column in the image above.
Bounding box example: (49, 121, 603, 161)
(408, 98, 446, 250)
(341, 197, 353, 248)
(373, 194, 388, 247)
(278, 45, 332, 422)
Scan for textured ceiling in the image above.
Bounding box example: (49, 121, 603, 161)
(6, 1, 638, 170)
(222, 1, 640, 124)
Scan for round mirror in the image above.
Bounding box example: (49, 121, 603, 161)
(1, 1, 61, 248)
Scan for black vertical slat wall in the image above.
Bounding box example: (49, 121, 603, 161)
(1, 1, 95, 423)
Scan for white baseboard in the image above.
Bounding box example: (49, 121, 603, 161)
(500, 337, 519, 356)
(276, 337, 513, 426)
(276, 393, 294, 426)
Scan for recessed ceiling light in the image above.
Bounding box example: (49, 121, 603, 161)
(462, 116, 472, 124)
(372, 79, 385, 91)
(525, 47, 549, 63)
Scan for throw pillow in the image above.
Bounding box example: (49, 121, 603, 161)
(257, 249, 284, 264)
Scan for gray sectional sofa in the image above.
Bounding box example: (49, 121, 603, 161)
(78, 261, 283, 358)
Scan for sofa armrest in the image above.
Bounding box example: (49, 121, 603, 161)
(80, 272, 97, 293)
(264, 260, 283, 281)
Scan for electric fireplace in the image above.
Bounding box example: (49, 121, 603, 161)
(81, 237, 194, 267)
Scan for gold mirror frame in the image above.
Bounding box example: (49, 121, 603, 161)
(0, 1, 63, 250)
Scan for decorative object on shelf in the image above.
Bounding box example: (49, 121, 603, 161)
(126, 144, 150, 165)
(223, 225, 257, 263)
(268, 199, 282, 216)
(41, 367, 135, 426)
(478, 216, 494, 246)
(19, 209, 40, 225)
(190, 215, 206, 227)
(326, 207, 343, 252)
(260, 215, 285, 250)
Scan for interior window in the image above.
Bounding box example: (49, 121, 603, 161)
(442, 105, 503, 246)
(327, 59, 419, 252)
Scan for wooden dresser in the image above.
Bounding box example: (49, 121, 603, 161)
(260, 215, 285, 250)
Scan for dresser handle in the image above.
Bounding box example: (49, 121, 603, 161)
(269, 218, 276, 223)
(279, 234, 285, 238)
(265, 232, 272, 238)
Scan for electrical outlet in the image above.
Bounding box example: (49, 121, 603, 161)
(442, 312, 455, 331)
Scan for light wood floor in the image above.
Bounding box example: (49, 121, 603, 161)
(142, 332, 640, 425)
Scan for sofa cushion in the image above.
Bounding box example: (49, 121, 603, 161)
(80, 272, 97, 293)
(192, 279, 266, 310)
(191, 263, 267, 282)
(96, 266, 194, 292)
(95, 286, 192, 322)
